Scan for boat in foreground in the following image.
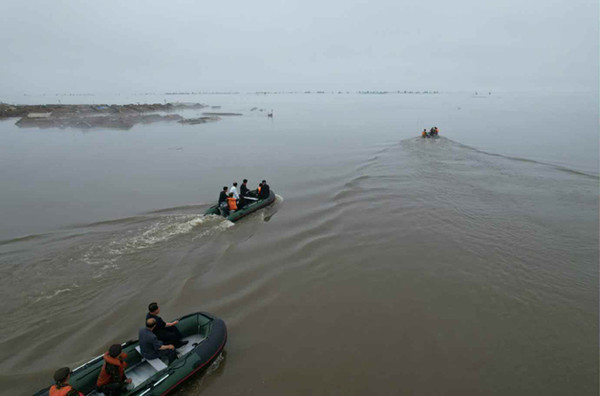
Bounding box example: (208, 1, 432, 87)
(204, 190, 276, 222)
(34, 312, 227, 396)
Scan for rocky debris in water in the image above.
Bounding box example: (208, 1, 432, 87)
(202, 112, 243, 116)
(0, 102, 210, 130)
(16, 113, 184, 130)
(178, 116, 221, 125)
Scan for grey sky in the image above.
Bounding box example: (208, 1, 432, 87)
(1, 0, 597, 94)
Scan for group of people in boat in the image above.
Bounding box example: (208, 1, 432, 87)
(48, 302, 186, 396)
(421, 126, 440, 138)
(217, 179, 270, 216)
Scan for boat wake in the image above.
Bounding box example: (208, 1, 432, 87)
(0, 210, 236, 311)
(80, 213, 234, 272)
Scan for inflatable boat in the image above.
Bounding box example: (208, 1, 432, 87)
(34, 312, 227, 395)
(205, 190, 276, 222)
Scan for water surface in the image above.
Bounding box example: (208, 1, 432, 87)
(0, 92, 597, 395)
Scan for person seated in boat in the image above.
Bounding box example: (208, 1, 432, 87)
(139, 318, 177, 364)
(96, 344, 132, 396)
(218, 186, 229, 215)
(429, 127, 435, 137)
(49, 367, 84, 396)
(434, 126, 439, 136)
(227, 192, 238, 212)
(421, 129, 427, 138)
(218, 186, 228, 205)
(147, 302, 187, 348)
(258, 180, 270, 200)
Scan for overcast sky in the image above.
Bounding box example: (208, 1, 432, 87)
(0, 0, 597, 94)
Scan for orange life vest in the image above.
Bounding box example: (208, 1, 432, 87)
(49, 384, 83, 396)
(422, 131, 427, 137)
(434, 127, 439, 133)
(97, 352, 128, 388)
(227, 197, 238, 210)
(257, 186, 262, 193)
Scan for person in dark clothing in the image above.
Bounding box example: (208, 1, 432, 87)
(240, 179, 249, 197)
(139, 318, 177, 364)
(96, 344, 132, 396)
(146, 302, 188, 349)
(259, 180, 270, 199)
(239, 179, 249, 208)
(218, 186, 228, 204)
(218, 186, 229, 216)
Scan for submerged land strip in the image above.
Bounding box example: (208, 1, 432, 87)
(0, 102, 224, 130)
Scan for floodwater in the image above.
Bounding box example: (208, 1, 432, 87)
(0, 92, 597, 395)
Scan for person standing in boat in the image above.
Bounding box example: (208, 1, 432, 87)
(230, 182, 240, 201)
(146, 302, 187, 348)
(139, 318, 177, 364)
(49, 367, 84, 396)
(96, 344, 132, 396)
(259, 180, 270, 200)
(239, 179, 249, 207)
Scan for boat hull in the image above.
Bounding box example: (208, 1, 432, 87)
(34, 312, 227, 396)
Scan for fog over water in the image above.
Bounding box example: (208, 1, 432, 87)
(0, 0, 598, 395)
(0, 0, 597, 94)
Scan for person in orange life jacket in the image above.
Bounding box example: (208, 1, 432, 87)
(146, 302, 187, 348)
(257, 182, 263, 195)
(139, 318, 177, 364)
(434, 126, 439, 136)
(227, 193, 238, 211)
(96, 344, 132, 396)
(422, 129, 427, 138)
(49, 367, 84, 396)
(259, 180, 270, 200)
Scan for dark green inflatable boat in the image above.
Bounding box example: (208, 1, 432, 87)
(34, 312, 227, 396)
(205, 190, 276, 222)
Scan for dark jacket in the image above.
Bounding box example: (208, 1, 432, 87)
(240, 183, 249, 196)
(146, 313, 166, 332)
(138, 328, 163, 360)
(259, 183, 270, 199)
(218, 191, 228, 203)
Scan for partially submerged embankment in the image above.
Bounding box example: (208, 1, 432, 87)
(0, 102, 218, 130)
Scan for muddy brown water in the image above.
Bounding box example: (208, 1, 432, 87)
(0, 92, 597, 395)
